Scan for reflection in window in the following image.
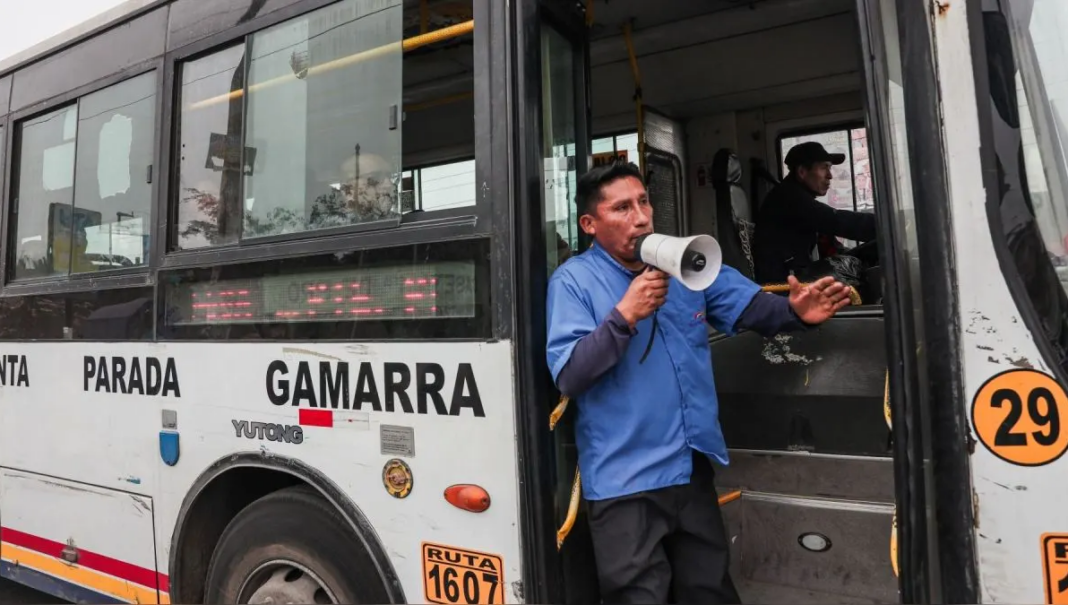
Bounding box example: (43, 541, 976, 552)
(541, 26, 578, 271)
(12, 106, 78, 280)
(987, 0, 1068, 369)
(242, 0, 403, 238)
(0, 287, 153, 340)
(73, 71, 156, 273)
(176, 44, 246, 250)
(402, 159, 475, 212)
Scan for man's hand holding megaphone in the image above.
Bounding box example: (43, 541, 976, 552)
(615, 268, 670, 330)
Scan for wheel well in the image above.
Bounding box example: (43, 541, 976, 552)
(169, 467, 301, 603)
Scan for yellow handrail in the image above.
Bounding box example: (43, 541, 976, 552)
(552, 394, 744, 548)
(622, 21, 645, 176)
(188, 20, 475, 111)
(760, 282, 863, 307)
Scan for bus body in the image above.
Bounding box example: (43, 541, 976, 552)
(0, 0, 1064, 603)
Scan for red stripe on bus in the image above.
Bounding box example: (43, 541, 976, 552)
(0, 527, 168, 592)
(299, 409, 334, 427)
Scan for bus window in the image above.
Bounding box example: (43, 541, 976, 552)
(9, 70, 157, 283)
(982, 0, 1068, 370)
(172, 0, 475, 252)
(174, 0, 403, 247)
(778, 126, 874, 248)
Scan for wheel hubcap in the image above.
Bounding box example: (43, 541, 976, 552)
(240, 560, 337, 604)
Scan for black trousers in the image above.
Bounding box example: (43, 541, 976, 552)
(586, 450, 741, 604)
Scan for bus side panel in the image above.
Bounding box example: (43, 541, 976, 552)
(0, 471, 160, 604)
(0, 340, 522, 604)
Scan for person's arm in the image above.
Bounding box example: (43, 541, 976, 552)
(546, 273, 635, 398)
(703, 265, 763, 336)
(554, 308, 636, 396)
(733, 291, 809, 337)
(786, 194, 877, 243)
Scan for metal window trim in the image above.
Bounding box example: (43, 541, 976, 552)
(159, 217, 482, 271)
(0, 271, 153, 299)
(6, 58, 162, 124)
(166, 0, 346, 59)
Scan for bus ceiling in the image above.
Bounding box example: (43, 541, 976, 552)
(582, 0, 861, 124)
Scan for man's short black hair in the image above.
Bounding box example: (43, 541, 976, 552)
(575, 161, 644, 216)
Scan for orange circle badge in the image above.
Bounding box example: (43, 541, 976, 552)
(972, 369, 1068, 466)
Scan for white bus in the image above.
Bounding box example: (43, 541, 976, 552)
(0, 0, 1065, 603)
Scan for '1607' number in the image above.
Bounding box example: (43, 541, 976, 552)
(427, 565, 499, 604)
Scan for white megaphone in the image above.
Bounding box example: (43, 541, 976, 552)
(633, 233, 723, 291)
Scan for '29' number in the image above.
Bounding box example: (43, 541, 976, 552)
(992, 387, 1060, 447)
(427, 565, 499, 604)
(972, 369, 1068, 467)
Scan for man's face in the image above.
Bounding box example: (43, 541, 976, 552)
(579, 175, 653, 264)
(798, 161, 834, 196)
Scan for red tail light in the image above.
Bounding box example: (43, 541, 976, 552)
(444, 484, 491, 513)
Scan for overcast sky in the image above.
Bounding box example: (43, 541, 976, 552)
(0, 0, 129, 63)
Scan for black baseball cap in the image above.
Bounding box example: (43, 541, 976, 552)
(784, 141, 846, 170)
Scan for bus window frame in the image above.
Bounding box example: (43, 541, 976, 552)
(773, 120, 870, 212)
(0, 57, 165, 299)
(157, 1, 492, 273)
(969, 0, 1068, 384)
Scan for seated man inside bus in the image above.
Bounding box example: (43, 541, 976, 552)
(752, 141, 877, 284)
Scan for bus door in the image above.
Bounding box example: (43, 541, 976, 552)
(513, 0, 951, 603)
(509, 1, 594, 603)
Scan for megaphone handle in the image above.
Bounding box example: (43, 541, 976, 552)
(638, 310, 659, 364)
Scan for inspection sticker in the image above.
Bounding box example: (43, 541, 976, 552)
(422, 542, 504, 604)
(1043, 533, 1068, 604)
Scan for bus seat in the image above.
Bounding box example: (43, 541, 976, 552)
(711, 148, 755, 279)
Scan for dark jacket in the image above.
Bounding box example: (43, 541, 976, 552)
(752, 176, 877, 283)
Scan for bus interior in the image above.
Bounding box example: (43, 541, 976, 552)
(405, 0, 901, 602)
(542, 1, 900, 603)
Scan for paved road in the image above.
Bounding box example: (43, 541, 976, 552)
(0, 578, 62, 603)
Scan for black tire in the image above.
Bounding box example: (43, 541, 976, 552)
(203, 485, 390, 604)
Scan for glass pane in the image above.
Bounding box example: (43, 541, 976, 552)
(590, 136, 614, 155)
(176, 44, 246, 250)
(72, 72, 156, 273)
(419, 160, 475, 211)
(12, 105, 77, 280)
(541, 26, 578, 269)
(1009, 1, 1068, 292)
(615, 132, 640, 167)
(779, 129, 855, 211)
(0, 287, 153, 340)
(243, 0, 403, 238)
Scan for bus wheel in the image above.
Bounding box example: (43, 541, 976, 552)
(203, 484, 386, 604)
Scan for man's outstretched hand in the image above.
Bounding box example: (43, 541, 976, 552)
(787, 275, 853, 325)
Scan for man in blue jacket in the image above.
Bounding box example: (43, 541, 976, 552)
(546, 162, 852, 604)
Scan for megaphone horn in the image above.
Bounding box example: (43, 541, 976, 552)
(634, 233, 723, 291)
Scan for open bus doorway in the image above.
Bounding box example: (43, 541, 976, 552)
(539, 0, 927, 602)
